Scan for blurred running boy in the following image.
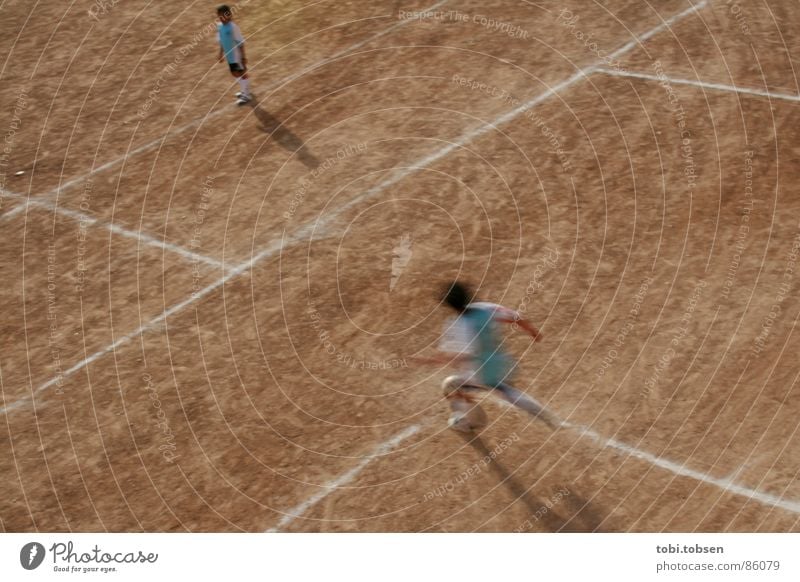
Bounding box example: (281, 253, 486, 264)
(420, 281, 559, 433)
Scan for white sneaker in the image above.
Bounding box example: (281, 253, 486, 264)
(236, 94, 251, 105)
(448, 414, 474, 433)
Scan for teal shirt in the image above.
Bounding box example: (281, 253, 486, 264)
(218, 22, 243, 64)
(462, 306, 513, 387)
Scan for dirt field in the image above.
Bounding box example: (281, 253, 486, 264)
(2, 0, 800, 532)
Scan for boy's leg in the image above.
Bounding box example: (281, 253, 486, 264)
(442, 375, 489, 432)
(237, 72, 250, 98)
(230, 65, 251, 102)
(494, 382, 561, 429)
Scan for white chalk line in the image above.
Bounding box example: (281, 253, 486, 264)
(1, 197, 26, 221)
(266, 394, 800, 532)
(0, 0, 451, 415)
(6, 0, 593, 417)
(560, 421, 800, 515)
(294, 0, 713, 239)
(606, 0, 708, 61)
(493, 394, 800, 518)
(597, 66, 800, 103)
(0, 2, 451, 269)
(266, 424, 422, 532)
(3, 0, 720, 534)
(257, 2, 714, 531)
(39, 0, 451, 203)
(0, 217, 318, 416)
(0, 188, 226, 270)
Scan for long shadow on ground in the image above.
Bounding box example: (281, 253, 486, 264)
(462, 433, 609, 532)
(248, 96, 319, 169)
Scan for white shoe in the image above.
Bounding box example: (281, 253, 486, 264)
(448, 407, 488, 433)
(236, 94, 251, 105)
(448, 414, 475, 433)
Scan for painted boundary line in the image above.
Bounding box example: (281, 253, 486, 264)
(504, 396, 800, 518)
(0, 189, 225, 270)
(0, 224, 303, 416)
(597, 67, 800, 103)
(14, 0, 782, 531)
(254, 1, 713, 530)
(0, 1, 451, 257)
(271, 2, 713, 252)
(0, 1, 706, 412)
(0, 0, 450, 415)
(269, 397, 800, 532)
(266, 424, 422, 532)
(560, 420, 800, 516)
(4, 4, 726, 536)
(0, 193, 25, 222)
(16, 0, 450, 205)
(14, 0, 796, 530)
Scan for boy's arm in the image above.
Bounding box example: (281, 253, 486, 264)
(484, 303, 543, 342)
(513, 318, 543, 341)
(234, 23, 247, 65)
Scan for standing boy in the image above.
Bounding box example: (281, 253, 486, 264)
(421, 281, 560, 433)
(217, 5, 251, 105)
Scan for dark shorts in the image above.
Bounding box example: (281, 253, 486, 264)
(228, 62, 245, 73)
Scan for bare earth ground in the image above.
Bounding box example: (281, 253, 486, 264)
(2, 0, 800, 532)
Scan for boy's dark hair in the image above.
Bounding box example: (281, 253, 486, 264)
(442, 281, 473, 313)
(217, 4, 232, 16)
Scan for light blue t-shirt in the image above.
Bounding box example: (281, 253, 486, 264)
(217, 22, 244, 64)
(440, 302, 516, 387)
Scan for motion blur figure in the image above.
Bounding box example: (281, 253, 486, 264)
(423, 281, 560, 433)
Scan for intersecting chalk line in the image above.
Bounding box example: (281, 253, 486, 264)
(496, 399, 800, 520)
(0, 0, 452, 261)
(1, 189, 225, 269)
(261, 1, 724, 531)
(9, 4, 736, 533)
(266, 424, 422, 532)
(20, 0, 786, 534)
(0, 0, 450, 415)
(2, 4, 711, 527)
(598, 67, 800, 102)
(560, 420, 800, 515)
(266, 393, 800, 532)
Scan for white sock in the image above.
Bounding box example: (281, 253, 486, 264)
(238, 78, 250, 97)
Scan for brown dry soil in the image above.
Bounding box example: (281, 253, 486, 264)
(2, 0, 800, 532)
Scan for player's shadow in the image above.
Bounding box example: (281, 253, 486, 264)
(558, 489, 608, 532)
(462, 434, 607, 532)
(248, 97, 319, 169)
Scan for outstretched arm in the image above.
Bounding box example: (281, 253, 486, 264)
(482, 303, 543, 342)
(511, 317, 542, 342)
